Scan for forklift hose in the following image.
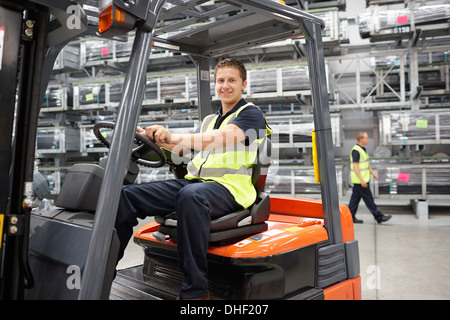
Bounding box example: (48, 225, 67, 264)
(21, 207, 34, 289)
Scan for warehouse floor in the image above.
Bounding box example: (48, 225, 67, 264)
(354, 203, 450, 300)
(117, 201, 450, 300)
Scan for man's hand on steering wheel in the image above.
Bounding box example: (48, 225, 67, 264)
(93, 121, 166, 168)
(142, 125, 175, 145)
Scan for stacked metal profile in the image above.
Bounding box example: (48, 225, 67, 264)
(357, 4, 450, 39)
(379, 110, 450, 145)
(372, 163, 450, 197)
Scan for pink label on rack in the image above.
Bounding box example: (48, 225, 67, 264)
(396, 15, 408, 24)
(397, 172, 410, 182)
(100, 47, 109, 55)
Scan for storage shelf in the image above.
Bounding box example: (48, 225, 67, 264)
(379, 108, 450, 145)
(34, 0, 450, 204)
(371, 163, 450, 200)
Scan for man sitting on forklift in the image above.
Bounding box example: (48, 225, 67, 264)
(114, 58, 272, 300)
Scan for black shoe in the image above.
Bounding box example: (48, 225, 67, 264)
(378, 214, 392, 224)
(353, 217, 364, 224)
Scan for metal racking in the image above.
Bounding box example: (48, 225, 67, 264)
(35, 0, 450, 206)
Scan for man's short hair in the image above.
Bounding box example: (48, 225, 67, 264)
(356, 131, 368, 142)
(214, 58, 247, 82)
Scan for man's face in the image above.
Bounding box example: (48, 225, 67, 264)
(360, 133, 369, 146)
(215, 66, 247, 109)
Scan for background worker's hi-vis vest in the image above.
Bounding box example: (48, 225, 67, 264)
(185, 103, 272, 209)
(350, 144, 370, 184)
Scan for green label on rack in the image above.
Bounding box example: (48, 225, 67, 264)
(85, 93, 94, 101)
(416, 119, 428, 128)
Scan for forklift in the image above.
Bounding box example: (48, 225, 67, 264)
(0, 0, 360, 300)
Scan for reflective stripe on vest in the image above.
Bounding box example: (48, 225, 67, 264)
(350, 144, 370, 184)
(185, 102, 271, 209)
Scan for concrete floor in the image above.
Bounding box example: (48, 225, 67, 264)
(354, 204, 450, 300)
(117, 203, 450, 300)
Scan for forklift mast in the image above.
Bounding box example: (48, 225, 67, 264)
(0, 0, 88, 299)
(0, 0, 345, 300)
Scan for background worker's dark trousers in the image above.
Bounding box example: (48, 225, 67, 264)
(348, 183, 383, 222)
(115, 178, 241, 298)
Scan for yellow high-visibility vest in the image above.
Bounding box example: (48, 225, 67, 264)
(350, 144, 370, 184)
(185, 103, 271, 209)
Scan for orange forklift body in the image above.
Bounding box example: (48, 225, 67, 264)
(134, 197, 360, 300)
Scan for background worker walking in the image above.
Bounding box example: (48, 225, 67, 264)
(349, 131, 392, 224)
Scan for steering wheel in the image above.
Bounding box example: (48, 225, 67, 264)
(93, 121, 166, 168)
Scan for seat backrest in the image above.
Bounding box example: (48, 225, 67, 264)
(248, 137, 271, 224)
(55, 157, 140, 212)
(55, 164, 104, 212)
(252, 137, 272, 192)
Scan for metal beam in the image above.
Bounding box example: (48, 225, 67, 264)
(192, 56, 212, 120)
(79, 0, 167, 300)
(1, 7, 50, 300)
(305, 22, 342, 244)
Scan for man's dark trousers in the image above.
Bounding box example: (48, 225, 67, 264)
(348, 183, 383, 222)
(115, 178, 241, 299)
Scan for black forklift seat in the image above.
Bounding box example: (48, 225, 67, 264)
(153, 137, 272, 244)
